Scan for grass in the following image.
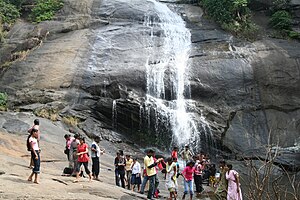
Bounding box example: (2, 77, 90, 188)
(34, 108, 59, 121)
(62, 116, 80, 126)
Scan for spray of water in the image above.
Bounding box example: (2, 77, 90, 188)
(144, 0, 202, 147)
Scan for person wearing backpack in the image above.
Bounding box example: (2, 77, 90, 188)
(27, 128, 41, 184)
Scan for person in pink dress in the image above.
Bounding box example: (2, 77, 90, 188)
(225, 164, 242, 200)
(73, 137, 92, 182)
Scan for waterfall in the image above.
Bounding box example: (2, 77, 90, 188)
(144, 0, 202, 148)
(112, 100, 117, 129)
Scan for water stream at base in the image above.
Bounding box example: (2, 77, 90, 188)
(143, 0, 211, 148)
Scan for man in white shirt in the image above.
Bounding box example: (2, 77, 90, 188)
(91, 136, 105, 180)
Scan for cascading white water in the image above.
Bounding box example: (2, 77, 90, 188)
(144, 0, 201, 147)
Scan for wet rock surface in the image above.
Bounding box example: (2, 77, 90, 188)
(0, 0, 299, 171)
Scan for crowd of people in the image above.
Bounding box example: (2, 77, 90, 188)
(114, 144, 243, 200)
(26, 119, 242, 200)
(63, 133, 105, 182)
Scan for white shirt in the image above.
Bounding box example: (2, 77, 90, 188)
(29, 137, 39, 150)
(91, 141, 100, 158)
(131, 161, 141, 175)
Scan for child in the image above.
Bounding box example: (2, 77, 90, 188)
(165, 157, 177, 200)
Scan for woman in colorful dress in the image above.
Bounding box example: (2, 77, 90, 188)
(74, 137, 92, 182)
(215, 160, 228, 199)
(165, 157, 177, 200)
(225, 164, 242, 200)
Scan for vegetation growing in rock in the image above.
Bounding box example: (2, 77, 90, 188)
(0, 0, 20, 23)
(30, 0, 64, 23)
(200, 0, 258, 40)
(62, 116, 80, 126)
(269, 4, 300, 40)
(0, 92, 8, 111)
(34, 107, 59, 121)
(0, 0, 64, 43)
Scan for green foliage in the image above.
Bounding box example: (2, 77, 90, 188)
(0, 92, 8, 109)
(30, 0, 64, 23)
(270, 10, 292, 30)
(4, 0, 24, 9)
(271, 0, 289, 11)
(202, 0, 250, 24)
(201, 0, 257, 40)
(288, 31, 300, 39)
(0, 0, 20, 23)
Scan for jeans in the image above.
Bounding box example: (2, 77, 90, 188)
(184, 179, 194, 195)
(76, 162, 91, 174)
(140, 175, 149, 193)
(92, 157, 100, 177)
(147, 174, 156, 199)
(31, 150, 40, 174)
(115, 169, 125, 188)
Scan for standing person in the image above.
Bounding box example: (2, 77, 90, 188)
(180, 145, 193, 165)
(131, 158, 142, 192)
(64, 134, 73, 161)
(171, 147, 178, 161)
(114, 152, 126, 188)
(27, 119, 40, 168)
(73, 137, 92, 182)
(181, 161, 196, 200)
(225, 164, 242, 200)
(194, 160, 205, 195)
(165, 157, 177, 200)
(125, 155, 133, 189)
(70, 134, 80, 175)
(27, 129, 40, 184)
(143, 149, 163, 200)
(28, 119, 40, 141)
(171, 147, 180, 177)
(215, 160, 228, 199)
(91, 136, 104, 180)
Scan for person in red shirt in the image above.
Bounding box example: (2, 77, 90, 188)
(171, 147, 178, 161)
(74, 137, 92, 182)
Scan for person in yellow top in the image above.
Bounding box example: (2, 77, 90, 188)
(180, 144, 193, 165)
(125, 155, 133, 189)
(142, 149, 163, 199)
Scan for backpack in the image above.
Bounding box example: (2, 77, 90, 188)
(26, 135, 32, 151)
(63, 167, 73, 175)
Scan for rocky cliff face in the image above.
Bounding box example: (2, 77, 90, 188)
(0, 0, 299, 170)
